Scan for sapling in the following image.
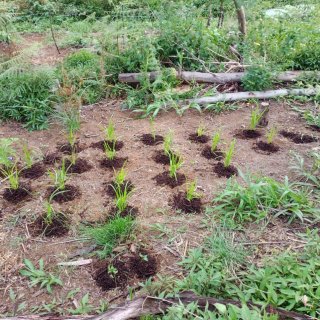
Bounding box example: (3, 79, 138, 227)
(186, 180, 201, 202)
(211, 132, 221, 153)
(169, 152, 183, 180)
(105, 120, 116, 142)
(104, 141, 116, 160)
(266, 126, 278, 144)
(197, 124, 206, 137)
(48, 159, 68, 191)
(163, 131, 173, 156)
(224, 139, 236, 168)
(249, 108, 264, 130)
(150, 117, 156, 141)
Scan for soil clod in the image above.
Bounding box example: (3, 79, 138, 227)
(129, 250, 157, 279)
(153, 171, 186, 188)
(201, 146, 224, 160)
(214, 162, 238, 178)
(100, 157, 128, 170)
(189, 133, 210, 144)
(47, 185, 80, 203)
(20, 162, 46, 179)
(3, 184, 31, 204)
(280, 130, 318, 144)
(170, 192, 202, 213)
(140, 134, 164, 146)
(235, 129, 262, 140)
(57, 142, 83, 154)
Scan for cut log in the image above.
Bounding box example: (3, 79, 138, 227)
(187, 88, 319, 105)
(3, 292, 312, 320)
(118, 70, 320, 84)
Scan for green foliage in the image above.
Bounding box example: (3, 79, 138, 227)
(0, 138, 17, 168)
(1, 164, 20, 190)
(112, 182, 133, 214)
(0, 69, 56, 130)
(266, 126, 278, 144)
(186, 180, 200, 202)
(212, 172, 318, 224)
(292, 104, 320, 129)
(249, 107, 264, 130)
(83, 216, 134, 258)
(242, 66, 273, 92)
(20, 259, 63, 294)
(211, 132, 221, 153)
(114, 165, 127, 186)
(169, 152, 183, 180)
(196, 124, 205, 137)
(104, 119, 116, 142)
(48, 159, 69, 191)
(68, 293, 93, 315)
(163, 131, 173, 156)
(22, 143, 34, 168)
(223, 139, 236, 168)
(104, 141, 116, 160)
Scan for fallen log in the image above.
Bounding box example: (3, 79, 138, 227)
(3, 292, 313, 320)
(118, 70, 320, 84)
(187, 87, 319, 105)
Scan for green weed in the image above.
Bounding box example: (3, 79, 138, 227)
(242, 66, 273, 92)
(48, 159, 69, 191)
(104, 141, 116, 160)
(104, 119, 116, 142)
(112, 182, 133, 214)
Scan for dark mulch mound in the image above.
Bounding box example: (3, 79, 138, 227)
(214, 162, 238, 178)
(94, 258, 131, 291)
(129, 250, 157, 279)
(189, 133, 210, 144)
(3, 184, 31, 204)
(21, 162, 46, 179)
(100, 157, 128, 170)
(30, 212, 69, 237)
(108, 206, 138, 219)
(140, 134, 164, 146)
(46, 185, 80, 203)
(104, 180, 134, 197)
(201, 146, 224, 160)
(170, 192, 202, 214)
(43, 152, 61, 165)
(152, 150, 181, 165)
(280, 130, 318, 144)
(64, 158, 92, 174)
(253, 141, 280, 155)
(310, 125, 320, 132)
(235, 129, 262, 140)
(153, 171, 186, 188)
(90, 140, 124, 151)
(57, 142, 83, 154)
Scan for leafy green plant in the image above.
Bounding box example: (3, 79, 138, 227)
(169, 152, 183, 180)
(68, 293, 93, 315)
(196, 124, 206, 137)
(292, 105, 320, 129)
(242, 66, 273, 91)
(223, 139, 236, 168)
(112, 182, 133, 214)
(211, 132, 221, 153)
(20, 259, 63, 294)
(266, 126, 278, 144)
(249, 108, 264, 130)
(48, 159, 68, 191)
(164, 131, 173, 156)
(104, 141, 116, 160)
(84, 216, 134, 258)
(186, 180, 200, 202)
(1, 164, 20, 190)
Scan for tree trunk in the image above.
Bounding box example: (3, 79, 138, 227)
(233, 0, 246, 36)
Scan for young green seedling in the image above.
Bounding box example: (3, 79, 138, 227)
(266, 126, 278, 144)
(112, 182, 133, 214)
(58, 109, 81, 148)
(70, 150, 77, 166)
(211, 132, 221, 153)
(186, 180, 201, 202)
(1, 164, 20, 190)
(249, 108, 264, 130)
(163, 131, 173, 156)
(114, 165, 127, 186)
(22, 143, 33, 169)
(105, 119, 116, 142)
(224, 139, 236, 168)
(48, 159, 68, 191)
(169, 152, 183, 180)
(197, 124, 206, 137)
(0, 138, 17, 169)
(150, 117, 156, 141)
(104, 141, 116, 160)
(107, 265, 118, 278)
(44, 197, 55, 226)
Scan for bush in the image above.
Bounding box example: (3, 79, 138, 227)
(293, 41, 320, 70)
(0, 69, 56, 130)
(242, 66, 274, 91)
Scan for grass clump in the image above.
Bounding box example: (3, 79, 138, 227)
(1, 164, 20, 190)
(223, 139, 236, 168)
(48, 160, 69, 191)
(186, 180, 200, 202)
(249, 107, 264, 130)
(266, 126, 278, 144)
(169, 152, 183, 181)
(212, 171, 318, 224)
(104, 141, 116, 160)
(112, 182, 133, 214)
(83, 216, 134, 258)
(104, 119, 116, 142)
(163, 131, 173, 156)
(211, 132, 221, 153)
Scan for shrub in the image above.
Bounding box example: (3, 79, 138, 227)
(0, 69, 56, 130)
(293, 41, 320, 70)
(242, 66, 273, 91)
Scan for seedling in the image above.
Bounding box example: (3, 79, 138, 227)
(169, 152, 183, 180)
(150, 117, 156, 141)
(0, 138, 17, 169)
(139, 253, 149, 262)
(186, 180, 201, 201)
(58, 109, 81, 148)
(107, 265, 118, 278)
(163, 131, 173, 156)
(105, 119, 116, 142)
(224, 139, 236, 168)
(196, 124, 206, 137)
(104, 141, 116, 160)
(266, 126, 278, 144)
(48, 159, 68, 191)
(70, 150, 77, 166)
(43, 193, 59, 226)
(211, 132, 221, 153)
(1, 164, 20, 190)
(112, 182, 133, 214)
(22, 143, 33, 169)
(249, 107, 264, 130)
(114, 165, 127, 186)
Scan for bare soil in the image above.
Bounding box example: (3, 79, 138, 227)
(189, 133, 210, 144)
(64, 158, 93, 174)
(20, 162, 46, 179)
(170, 192, 202, 214)
(3, 184, 31, 204)
(43, 152, 61, 165)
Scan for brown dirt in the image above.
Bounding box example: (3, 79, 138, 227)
(253, 141, 280, 155)
(46, 185, 81, 203)
(280, 130, 318, 144)
(90, 140, 124, 151)
(189, 133, 210, 144)
(3, 184, 31, 204)
(235, 129, 262, 139)
(140, 134, 164, 146)
(30, 212, 69, 237)
(153, 171, 186, 188)
(129, 250, 157, 279)
(57, 142, 84, 154)
(64, 158, 93, 174)
(104, 180, 134, 197)
(100, 157, 128, 170)
(214, 162, 238, 178)
(201, 146, 224, 160)
(43, 152, 61, 165)
(20, 162, 46, 179)
(170, 192, 202, 214)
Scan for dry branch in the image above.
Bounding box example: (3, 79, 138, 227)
(3, 292, 312, 320)
(118, 70, 320, 84)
